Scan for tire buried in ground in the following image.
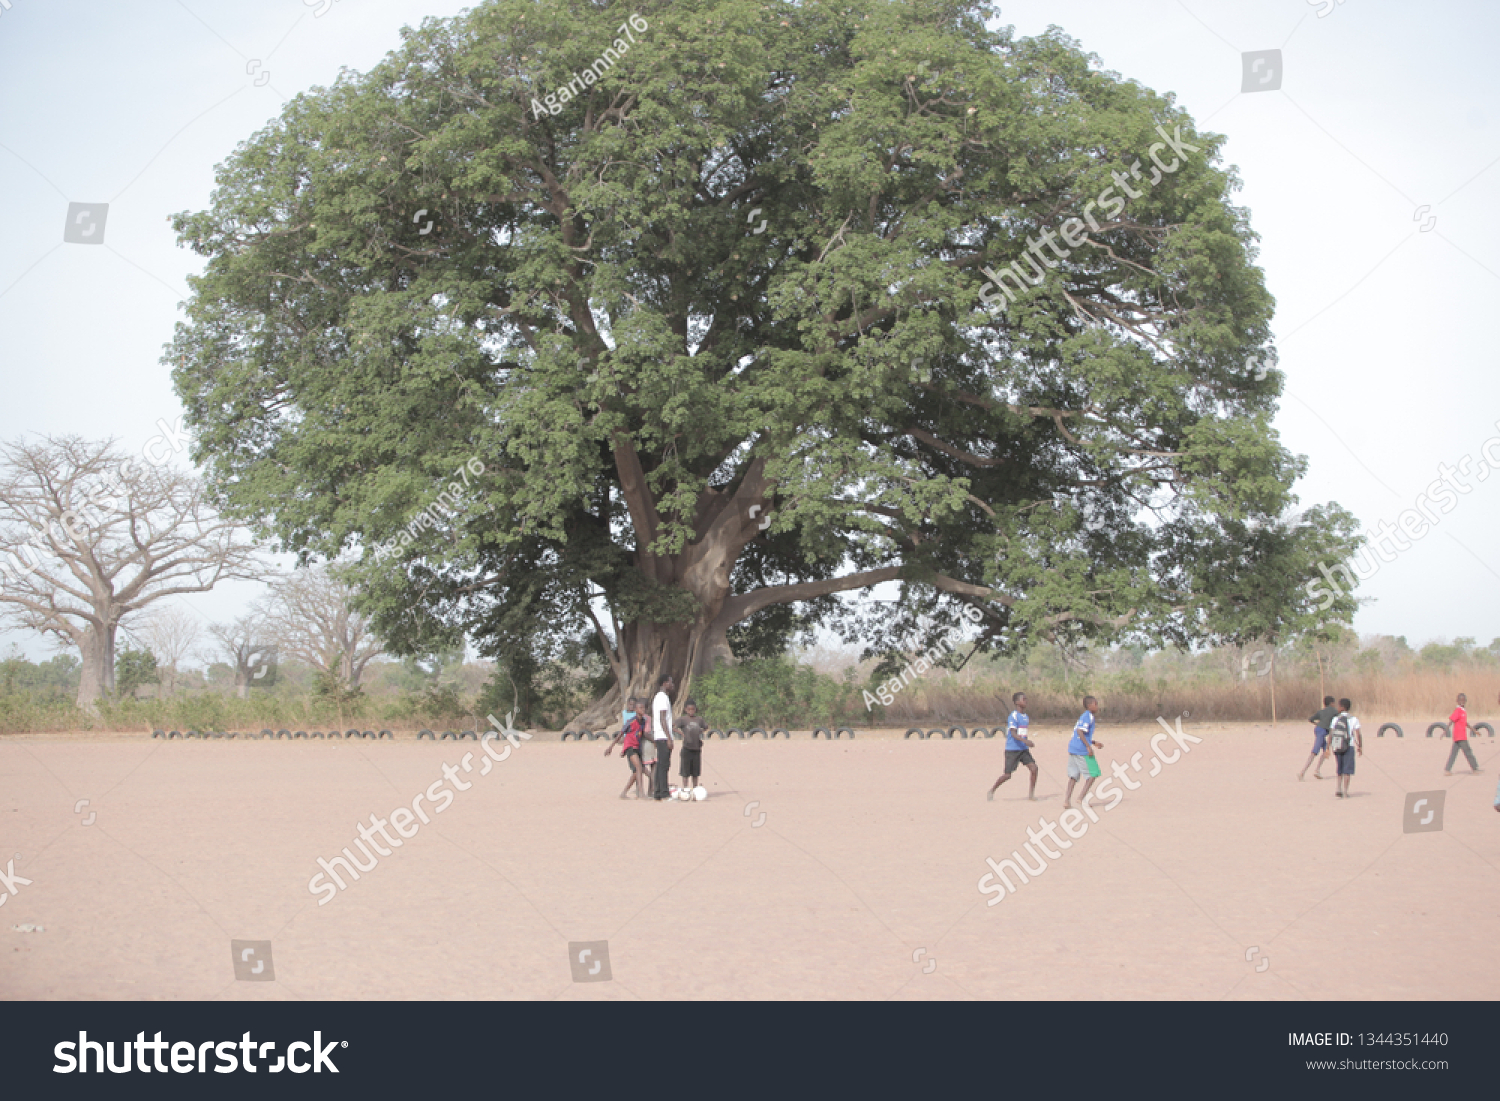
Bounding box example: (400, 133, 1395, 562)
(1377, 722, 1403, 738)
(1427, 722, 1450, 738)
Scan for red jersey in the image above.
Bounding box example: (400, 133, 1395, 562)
(621, 716, 645, 751)
(1450, 705, 1468, 741)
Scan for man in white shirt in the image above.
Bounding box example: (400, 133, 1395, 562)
(651, 674, 676, 801)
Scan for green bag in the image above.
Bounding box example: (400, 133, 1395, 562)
(1086, 754, 1102, 778)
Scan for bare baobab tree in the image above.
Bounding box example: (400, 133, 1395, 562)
(207, 613, 277, 698)
(0, 436, 266, 711)
(137, 603, 203, 697)
(256, 567, 385, 690)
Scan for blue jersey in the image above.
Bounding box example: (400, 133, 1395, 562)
(1068, 711, 1095, 755)
(1004, 711, 1030, 751)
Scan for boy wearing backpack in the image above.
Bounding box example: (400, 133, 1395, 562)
(1328, 698, 1362, 798)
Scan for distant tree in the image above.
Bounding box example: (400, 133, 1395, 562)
(207, 613, 276, 698)
(114, 645, 159, 699)
(203, 661, 237, 688)
(0, 649, 82, 696)
(0, 436, 265, 711)
(137, 604, 203, 696)
(1178, 505, 1363, 722)
(256, 567, 385, 690)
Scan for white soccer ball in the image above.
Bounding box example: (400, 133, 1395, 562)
(693, 785, 707, 801)
(674, 787, 690, 801)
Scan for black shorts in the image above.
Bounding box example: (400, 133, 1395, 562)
(679, 748, 702, 778)
(1335, 748, 1355, 776)
(624, 746, 642, 771)
(1005, 748, 1036, 774)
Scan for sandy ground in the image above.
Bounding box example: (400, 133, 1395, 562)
(1, 719, 1497, 1001)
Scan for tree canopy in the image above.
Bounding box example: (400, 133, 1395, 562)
(169, 0, 1355, 723)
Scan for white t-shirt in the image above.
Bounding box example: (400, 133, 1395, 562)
(651, 691, 673, 740)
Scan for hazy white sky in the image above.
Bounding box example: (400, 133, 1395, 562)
(1, 0, 1495, 663)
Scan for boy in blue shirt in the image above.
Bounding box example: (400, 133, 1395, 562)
(988, 691, 1038, 801)
(1064, 695, 1103, 811)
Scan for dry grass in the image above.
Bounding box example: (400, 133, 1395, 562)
(902, 673, 1494, 728)
(797, 643, 1496, 728)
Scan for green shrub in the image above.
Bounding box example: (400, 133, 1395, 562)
(692, 657, 862, 729)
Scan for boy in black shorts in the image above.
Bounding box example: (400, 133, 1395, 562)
(605, 697, 650, 799)
(679, 699, 706, 796)
(988, 692, 1038, 801)
(1329, 697, 1362, 798)
(1299, 696, 1338, 781)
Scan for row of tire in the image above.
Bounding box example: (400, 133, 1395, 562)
(151, 729, 395, 740)
(561, 727, 858, 741)
(1376, 722, 1495, 738)
(905, 727, 998, 739)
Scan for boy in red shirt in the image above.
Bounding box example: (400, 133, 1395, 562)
(606, 696, 652, 798)
(1444, 693, 1482, 775)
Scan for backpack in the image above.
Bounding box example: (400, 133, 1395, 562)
(1328, 714, 1351, 753)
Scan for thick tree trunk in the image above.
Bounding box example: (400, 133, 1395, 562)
(567, 452, 905, 731)
(572, 616, 724, 729)
(75, 622, 117, 713)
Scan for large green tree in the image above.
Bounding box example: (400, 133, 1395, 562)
(169, 0, 1352, 724)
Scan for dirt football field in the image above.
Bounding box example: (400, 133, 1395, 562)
(2, 719, 1497, 1001)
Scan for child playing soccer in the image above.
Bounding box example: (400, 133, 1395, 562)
(605, 697, 650, 799)
(1444, 693, 1482, 775)
(678, 699, 707, 797)
(1063, 695, 1103, 810)
(988, 691, 1038, 801)
(1299, 696, 1338, 781)
(1328, 697, 1362, 798)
